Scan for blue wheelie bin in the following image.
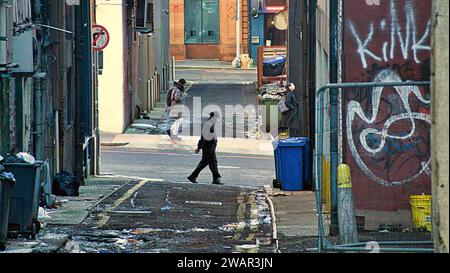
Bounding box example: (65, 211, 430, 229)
(3, 162, 42, 239)
(273, 137, 310, 191)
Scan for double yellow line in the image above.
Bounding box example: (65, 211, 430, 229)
(97, 179, 154, 228)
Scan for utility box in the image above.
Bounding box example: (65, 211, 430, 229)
(11, 29, 35, 74)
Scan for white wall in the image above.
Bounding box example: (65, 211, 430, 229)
(96, 0, 126, 133)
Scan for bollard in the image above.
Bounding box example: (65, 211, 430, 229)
(150, 77, 155, 110)
(156, 72, 161, 102)
(337, 164, 358, 244)
(147, 80, 153, 113)
(152, 76, 157, 108)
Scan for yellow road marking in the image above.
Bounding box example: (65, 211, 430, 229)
(246, 192, 258, 242)
(97, 179, 153, 228)
(233, 192, 247, 240)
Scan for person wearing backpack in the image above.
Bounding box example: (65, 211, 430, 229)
(166, 79, 187, 140)
(279, 82, 300, 137)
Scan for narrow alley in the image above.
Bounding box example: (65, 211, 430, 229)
(0, 0, 448, 262)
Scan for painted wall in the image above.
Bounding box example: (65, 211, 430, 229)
(97, 0, 127, 133)
(341, 0, 432, 215)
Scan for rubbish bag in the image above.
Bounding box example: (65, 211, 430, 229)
(52, 171, 80, 197)
(263, 56, 286, 76)
(2, 154, 27, 164)
(16, 153, 36, 165)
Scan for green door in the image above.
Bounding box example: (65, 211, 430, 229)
(185, 0, 220, 44)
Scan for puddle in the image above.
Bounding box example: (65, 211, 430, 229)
(234, 244, 260, 253)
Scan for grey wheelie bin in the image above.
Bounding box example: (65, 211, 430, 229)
(0, 172, 15, 251)
(3, 162, 43, 239)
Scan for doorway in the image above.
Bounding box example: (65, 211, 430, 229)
(184, 0, 220, 59)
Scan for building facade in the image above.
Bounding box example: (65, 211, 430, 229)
(305, 0, 433, 229)
(0, 0, 98, 184)
(97, 0, 169, 133)
(170, 0, 249, 61)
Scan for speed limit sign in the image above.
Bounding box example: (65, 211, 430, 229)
(92, 25, 110, 51)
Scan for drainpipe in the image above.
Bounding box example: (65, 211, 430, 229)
(236, 0, 241, 59)
(33, 74, 45, 161)
(308, 0, 317, 191)
(329, 0, 340, 236)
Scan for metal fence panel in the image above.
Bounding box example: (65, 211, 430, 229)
(315, 81, 433, 253)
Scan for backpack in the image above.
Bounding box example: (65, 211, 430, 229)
(278, 96, 290, 113)
(166, 87, 182, 107)
(166, 87, 176, 107)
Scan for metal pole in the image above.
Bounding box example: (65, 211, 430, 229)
(54, 111, 60, 174)
(315, 89, 326, 252)
(157, 72, 161, 102)
(172, 56, 176, 82)
(152, 76, 156, 108)
(236, 0, 241, 59)
(329, 0, 340, 236)
(147, 80, 152, 111)
(308, 0, 317, 190)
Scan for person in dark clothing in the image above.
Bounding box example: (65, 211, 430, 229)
(188, 112, 223, 185)
(279, 82, 300, 137)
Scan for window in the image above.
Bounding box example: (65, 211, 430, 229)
(185, 0, 220, 44)
(146, 3, 154, 29)
(136, 0, 148, 28)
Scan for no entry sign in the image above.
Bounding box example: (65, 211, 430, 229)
(92, 25, 110, 51)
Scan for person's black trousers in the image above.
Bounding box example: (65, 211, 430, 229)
(190, 147, 221, 180)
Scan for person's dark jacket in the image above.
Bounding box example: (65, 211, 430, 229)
(279, 91, 299, 130)
(198, 122, 218, 151)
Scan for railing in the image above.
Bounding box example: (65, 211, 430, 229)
(314, 81, 433, 253)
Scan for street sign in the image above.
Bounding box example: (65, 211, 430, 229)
(92, 25, 110, 51)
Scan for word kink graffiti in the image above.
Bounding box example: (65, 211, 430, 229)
(348, 0, 431, 69)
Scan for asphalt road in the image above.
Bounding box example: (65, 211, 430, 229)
(182, 83, 260, 138)
(100, 146, 275, 188)
(176, 68, 257, 84)
(71, 181, 275, 253)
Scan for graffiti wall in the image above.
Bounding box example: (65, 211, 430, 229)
(342, 0, 432, 212)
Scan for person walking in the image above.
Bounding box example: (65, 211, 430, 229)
(187, 112, 223, 185)
(166, 79, 187, 141)
(279, 82, 300, 137)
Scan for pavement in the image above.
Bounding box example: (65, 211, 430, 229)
(102, 134, 273, 156)
(264, 186, 324, 253)
(176, 60, 257, 71)
(1, 176, 132, 253)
